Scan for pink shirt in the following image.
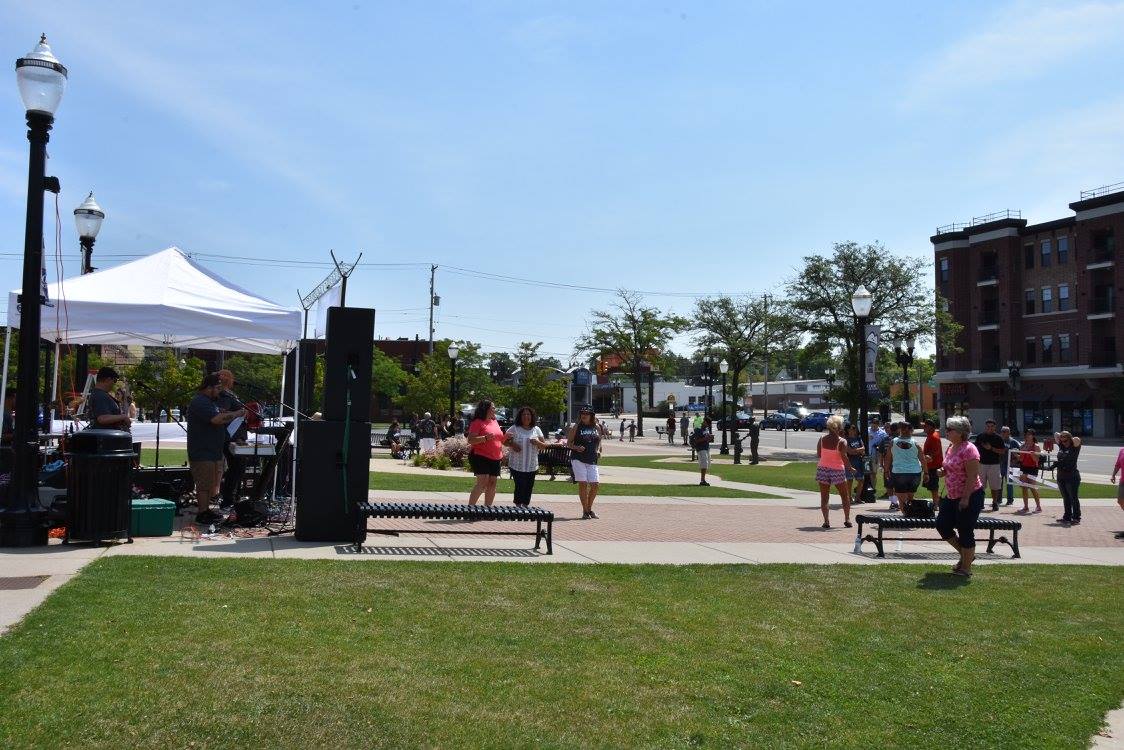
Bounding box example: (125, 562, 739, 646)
(943, 441, 983, 499)
(468, 418, 504, 460)
(1116, 448, 1124, 472)
(817, 434, 846, 470)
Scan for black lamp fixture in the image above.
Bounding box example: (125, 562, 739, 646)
(893, 336, 916, 422)
(824, 366, 836, 411)
(72, 191, 104, 389)
(718, 359, 729, 454)
(1005, 359, 1021, 431)
(851, 284, 873, 498)
(1, 35, 67, 547)
(447, 343, 459, 421)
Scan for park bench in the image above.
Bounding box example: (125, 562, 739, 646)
(538, 444, 575, 481)
(854, 513, 1022, 559)
(358, 501, 554, 553)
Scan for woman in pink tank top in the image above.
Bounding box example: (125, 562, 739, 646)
(815, 415, 852, 529)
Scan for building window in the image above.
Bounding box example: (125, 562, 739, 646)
(1041, 287, 1053, 313)
(1057, 236, 1069, 264)
(1025, 338, 1036, 364)
(939, 257, 949, 282)
(1023, 401, 1053, 432)
(1024, 244, 1034, 269)
(1058, 284, 1070, 311)
(1042, 335, 1053, 364)
(1024, 289, 1035, 315)
(941, 298, 950, 313)
(1041, 239, 1052, 267)
(1059, 333, 1072, 363)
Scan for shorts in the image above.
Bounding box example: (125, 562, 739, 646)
(890, 472, 921, 493)
(419, 437, 437, 453)
(816, 466, 848, 485)
(697, 449, 711, 469)
(189, 460, 224, 497)
(922, 471, 940, 492)
(1020, 467, 1039, 477)
(979, 463, 1003, 491)
(935, 488, 985, 549)
(468, 453, 501, 477)
(572, 460, 600, 484)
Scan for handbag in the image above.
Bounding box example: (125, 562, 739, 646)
(902, 498, 934, 518)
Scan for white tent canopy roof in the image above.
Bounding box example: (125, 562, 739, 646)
(7, 247, 300, 353)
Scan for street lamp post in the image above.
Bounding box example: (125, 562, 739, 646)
(719, 359, 729, 454)
(851, 284, 873, 502)
(702, 353, 712, 416)
(447, 343, 459, 422)
(72, 191, 104, 391)
(1005, 360, 1021, 432)
(893, 337, 916, 423)
(2, 36, 67, 547)
(824, 367, 836, 412)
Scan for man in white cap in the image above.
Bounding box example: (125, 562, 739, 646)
(418, 411, 438, 453)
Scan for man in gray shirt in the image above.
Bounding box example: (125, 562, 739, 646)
(188, 373, 244, 524)
(86, 367, 131, 431)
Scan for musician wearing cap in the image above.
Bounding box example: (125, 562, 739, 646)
(86, 366, 131, 431)
(188, 373, 245, 525)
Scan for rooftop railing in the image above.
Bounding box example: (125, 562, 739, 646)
(971, 209, 1022, 226)
(1079, 181, 1124, 200)
(935, 221, 970, 235)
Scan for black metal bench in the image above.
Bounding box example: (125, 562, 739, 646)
(855, 513, 1021, 559)
(358, 502, 554, 554)
(538, 445, 575, 482)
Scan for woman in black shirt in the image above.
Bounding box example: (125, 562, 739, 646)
(1054, 431, 1082, 525)
(568, 407, 602, 519)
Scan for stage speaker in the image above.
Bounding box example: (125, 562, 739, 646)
(295, 419, 367, 543)
(322, 306, 374, 422)
(283, 339, 318, 419)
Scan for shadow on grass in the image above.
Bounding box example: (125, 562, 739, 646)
(916, 571, 971, 590)
(337, 545, 540, 558)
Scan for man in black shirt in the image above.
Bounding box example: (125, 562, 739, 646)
(215, 369, 248, 508)
(188, 373, 244, 524)
(973, 419, 1006, 511)
(86, 367, 131, 431)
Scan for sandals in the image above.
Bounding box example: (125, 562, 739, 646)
(821, 522, 830, 529)
(844, 521, 853, 528)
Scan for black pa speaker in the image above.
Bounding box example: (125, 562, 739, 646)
(322, 307, 374, 422)
(283, 339, 318, 419)
(295, 420, 368, 543)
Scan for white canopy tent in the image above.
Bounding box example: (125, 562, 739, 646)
(6, 246, 300, 353)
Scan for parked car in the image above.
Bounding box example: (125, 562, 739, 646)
(800, 412, 830, 431)
(716, 410, 755, 430)
(760, 412, 801, 430)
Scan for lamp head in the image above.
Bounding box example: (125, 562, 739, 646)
(15, 34, 67, 116)
(851, 284, 873, 318)
(719, 360, 729, 374)
(74, 191, 105, 240)
(447, 343, 459, 361)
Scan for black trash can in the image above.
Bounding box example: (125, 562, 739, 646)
(65, 429, 135, 545)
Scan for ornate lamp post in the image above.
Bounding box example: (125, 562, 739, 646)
(1005, 360, 1021, 431)
(447, 343, 459, 422)
(72, 191, 104, 390)
(893, 336, 916, 423)
(851, 285, 873, 501)
(719, 359, 729, 454)
(702, 353, 712, 416)
(2, 36, 67, 547)
(824, 366, 836, 412)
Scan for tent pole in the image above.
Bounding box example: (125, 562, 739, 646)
(0, 326, 11, 406)
(272, 347, 288, 500)
(50, 340, 60, 421)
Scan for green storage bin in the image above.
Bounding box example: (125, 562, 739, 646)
(130, 498, 176, 537)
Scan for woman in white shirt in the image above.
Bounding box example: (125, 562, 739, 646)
(505, 406, 551, 506)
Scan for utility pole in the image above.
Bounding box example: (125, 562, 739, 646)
(762, 293, 771, 416)
(428, 264, 437, 354)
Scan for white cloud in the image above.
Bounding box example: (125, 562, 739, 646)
(903, 1, 1124, 108)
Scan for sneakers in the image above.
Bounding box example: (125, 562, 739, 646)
(581, 511, 591, 520)
(888, 501, 900, 512)
(699, 480, 710, 486)
(587, 510, 598, 519)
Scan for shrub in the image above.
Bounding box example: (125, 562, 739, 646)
(437, 435, 471, 468)
(433, 454, 452, 470)
(411, 453, 426, 467)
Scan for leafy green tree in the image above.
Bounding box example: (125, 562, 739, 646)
(487, 352, 518, 383)
(222, 353, 283, 402)
(784, 241, 950, 422)
(395, 340, 510, 417)
(692, 295, 795, 405)
(126, 350, 206, 420)
(511, 342, 566, 420)
(371, 347, 407, 404)
(575, 290, 689, 436)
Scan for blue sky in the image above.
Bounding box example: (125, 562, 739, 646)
(2, 1, 1123, 360)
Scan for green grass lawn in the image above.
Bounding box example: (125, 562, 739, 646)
(600, 454, 1120, 498)
(140, 447, 188, 466)
(369, 470, 781, 498)
(1, 558, 1120, 748)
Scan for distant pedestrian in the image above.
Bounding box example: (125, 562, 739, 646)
(1054, 431, 1082, 525)
(666, 414, 676, 445)
(1016, 428, 1043, 514)
(679, 413, 689, 445)
(999, 426, 1020, 506)
(628, 420, 636, 442)
(844, 423, 866, 501)
(868, 418, 890, 497)
(418, 411, 438, 453)
(935, 415, 984, 577)
(692, 416, 714, 486)
(973, 419, 1006, 511)
(888, 421, 927, 514)
(568, 406, 602, 519)
(815, 415, 852, 528)
(1112, 447, 1124, 538)
(921, 418, 943, 504)
(506, 406, 550, 507)
(748, 418, 760, 464)
(619, 418, 626, 442)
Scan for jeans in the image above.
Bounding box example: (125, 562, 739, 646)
(511, 469, 536, 506)
(1058, 472, 1081, 521)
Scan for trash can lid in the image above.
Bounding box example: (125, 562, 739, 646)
(67, 429, 135, 455)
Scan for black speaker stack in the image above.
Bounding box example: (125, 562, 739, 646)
(295, 306, 375, 543)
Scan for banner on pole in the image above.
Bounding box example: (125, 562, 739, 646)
(865, 324, 880, 384)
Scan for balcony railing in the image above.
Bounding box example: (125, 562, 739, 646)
(1092, 350, 1119, 368)
(977, 266, 999, 282)
(1091, 293, 1115, 314)
(1090, 245, 1116, 264)
(980, 358, 1001, 372)
(979, 311, 999, 326)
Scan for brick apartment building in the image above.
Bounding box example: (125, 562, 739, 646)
(931, 184, 1123, 438)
